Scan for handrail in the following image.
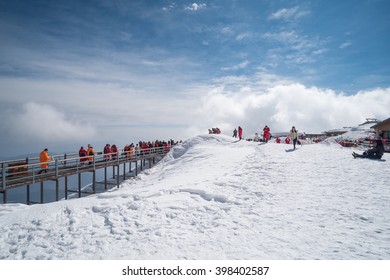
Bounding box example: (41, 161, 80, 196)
(0, 146, 170, 191)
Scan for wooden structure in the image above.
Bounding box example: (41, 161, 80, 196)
(371, 117, 390, 152)
(0, 146, 170, 204)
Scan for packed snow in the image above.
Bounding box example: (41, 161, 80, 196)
(0, 134, 389, 260)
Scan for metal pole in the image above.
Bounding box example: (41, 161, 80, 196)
(78, 173, 81, 198)
(92, 170, 96, 194)
(32, 164, 35, 184)
(26, 158, 30, 205)
(3, 189, 7, 204)
(117, 165, 120, 188)
(104, 166, 107, 190)
(55, 158, 59, 178)
(65, 176, 68, 200)
(123, 163, 126, 180)
(2, 163, 6, 192)
(55, 179, 59, 201)
(40, 181, 44, 204)
(27, 184, 30, 205)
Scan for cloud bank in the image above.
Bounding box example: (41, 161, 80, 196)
(1, 76, 389, 157)
(1, 102, 96, 152)
(190, 83, 390, 137)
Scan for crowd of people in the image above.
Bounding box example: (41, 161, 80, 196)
(208, 128, 221, 134)
(38, 139, 180, 173)
(37, 125, 386, 174)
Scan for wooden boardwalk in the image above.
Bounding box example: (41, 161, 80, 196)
(0, 147, 169, 204)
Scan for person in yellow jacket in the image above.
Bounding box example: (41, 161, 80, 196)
(38, 148, 52, 174)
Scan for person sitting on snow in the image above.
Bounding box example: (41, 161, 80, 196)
(353, 139, 385, 159)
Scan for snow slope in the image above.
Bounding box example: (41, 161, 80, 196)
(0, 134, 389, 260)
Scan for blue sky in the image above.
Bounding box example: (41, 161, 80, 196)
(0, 0, 389, 156)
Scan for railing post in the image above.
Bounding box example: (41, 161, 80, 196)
(26, 185, 30, 205)
(40, 181, 44, 204)
(55, 179, 59, 201)
(65, 176, 68, 200)
(2, 163, 6, 191)
(78, 173, 81, 198)
(92, 170, 96, 194)
(117, 165, 120, 188)
(32, 164, 35, 183)
(55, 158, 59, 178)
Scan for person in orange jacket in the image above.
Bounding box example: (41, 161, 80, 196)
(87, 144, 95, 164)
(38, 148, 52, 174)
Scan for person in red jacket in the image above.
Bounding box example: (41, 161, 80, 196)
(111, 144, 118, 159)
(238, 126, 243, 140)
(103, 144, 111, 161)
(79, 146, 87, 165)
(263, 125, 270, 143)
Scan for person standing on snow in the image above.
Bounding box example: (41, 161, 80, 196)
(263, 125, 270, 143)
(233, 128, 237, 138)
(289, 126, 299, 150)
(238, 126, 243, 140)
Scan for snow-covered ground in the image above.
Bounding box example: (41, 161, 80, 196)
(0, 134, 389, 260)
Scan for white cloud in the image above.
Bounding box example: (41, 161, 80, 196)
(162, 3, 178, 11)
(263, 31, 326, 65)
(340, 42, 352, 49)
(221, 27, 233, 34)
(185, 3, 207, 11)
(269, 6, 310, 21)
(236, 32, 253, 41)
(2, 102, 97, 144)
(263, 31, 300, 43)
(221, 61, 249, 71)
(190, 79, 390, 136)
(1, 73, 389, 156)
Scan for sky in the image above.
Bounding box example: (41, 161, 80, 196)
(0, 0, 390, 157)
